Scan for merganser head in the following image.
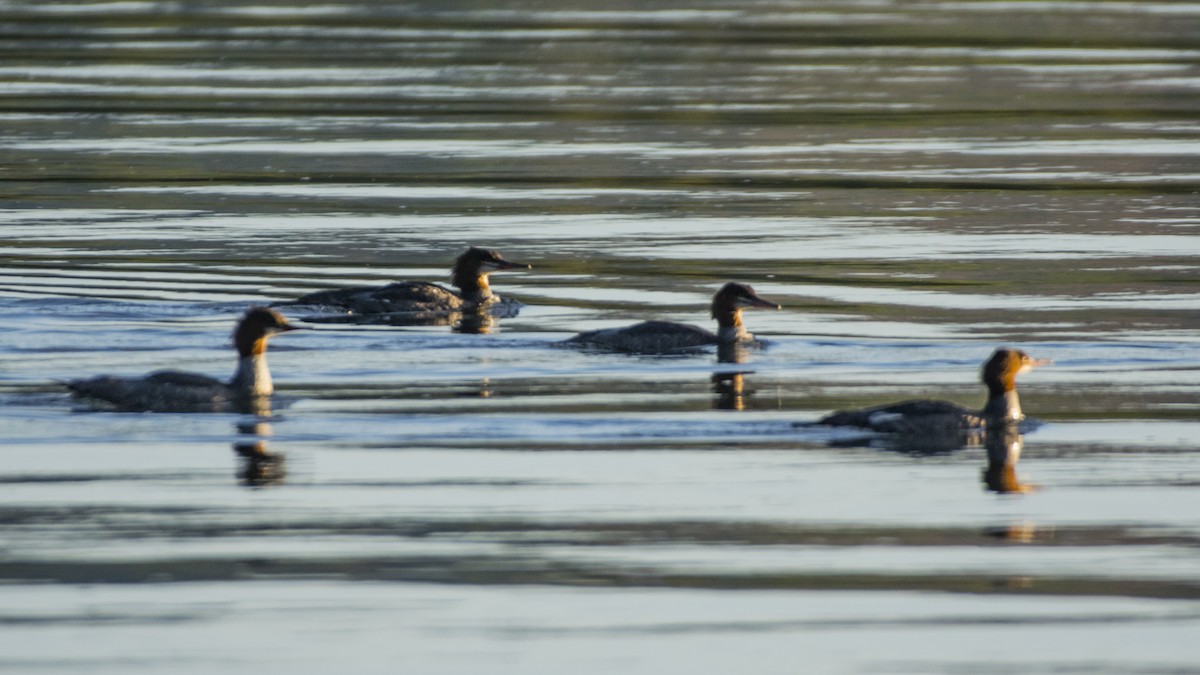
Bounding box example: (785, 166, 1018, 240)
(710, 282, 781, 320)
(450, 247, 532, 290)
(233, 307, 300, 357)
(980, 348, 1051, 395)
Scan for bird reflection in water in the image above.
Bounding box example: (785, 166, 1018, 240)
(849, 422, 1037, 492)
(234, 418, 286, 487)
(717, 341, 752, 365)
(459, 377, 492, 399)
(818, 416, 1039, 496)
(985, 522, 1042, 544)
(712, 371, 748, 411)
(873, 422, 1038, 495)
(453, 311, 496, 334)
(982, 422, 1035, 494)
(866, 426, 974, 456)
(235, 395, 273, 418)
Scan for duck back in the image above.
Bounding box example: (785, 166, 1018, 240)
(68, 370, 230, 412)
(819, 399, 979, 433)
(291, 281, 462, 314)
(568, 320, 718, 354)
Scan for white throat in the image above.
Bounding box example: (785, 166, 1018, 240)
(982, 390, 1022, 422)
(231, 354, 273, 396)
(717, 324, 751, 343)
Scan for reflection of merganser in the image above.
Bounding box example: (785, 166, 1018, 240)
(818, 348, 1051, 433)
(982, 423, 1034, 494)
(235, 439, 287, 487)
(67, 307, 300, 412)
(713, 371, 748, 411)
(566, 282, 780, 354)
(281, 247, 531, 315)
(235, 420, 285, 487)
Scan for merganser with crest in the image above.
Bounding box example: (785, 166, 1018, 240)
(66, 307, 300, 413)
(566, 282, 780, 354)
(816, 348, 1050, 433)
(280, 246, 531, 317)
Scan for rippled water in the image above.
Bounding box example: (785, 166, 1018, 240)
(1, 1, 1199, 673)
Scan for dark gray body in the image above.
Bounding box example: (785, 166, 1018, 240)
(566, 320, 723, 354)
(285, 281, 522, 319)
(818, 399, 984, 434)
(67, 370, 236, 413)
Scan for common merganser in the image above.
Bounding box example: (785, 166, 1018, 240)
(566, 282, 780, 354)
(817, 348, 1051, 433)
(66, 307, 300, 413)
(280, 246, 531, 317)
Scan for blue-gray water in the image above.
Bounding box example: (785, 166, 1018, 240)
(1, 1, 1199, 673)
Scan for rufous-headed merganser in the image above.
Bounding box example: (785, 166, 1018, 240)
(280, 246, 531, 317)
(66, 307, 300, 413)
(565, 282, 780, 354)
(817, 348, 1051, 433)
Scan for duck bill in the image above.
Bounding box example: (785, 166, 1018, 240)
(742, 295, 782, 310)
(1018, 357, 1052, 375)
(485, 259, 532, 272)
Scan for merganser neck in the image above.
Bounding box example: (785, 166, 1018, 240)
(230, 351, 273, 396)
(714, 308, 750, 343)
(982, 389, 1022, 422)
(455, 273, 493, 306)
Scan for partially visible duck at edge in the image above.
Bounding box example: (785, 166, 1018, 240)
(66, 307, 300, 413)
(279, 246, 532, 317)
(566, 282, 781, 354)
(815, 348, 1051, 434)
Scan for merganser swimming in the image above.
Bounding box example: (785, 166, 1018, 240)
(566, 282, 780, 354)
(66, 307, 300, 413)
(280, 246, 531, 318)
(816, 348, 1051, 433)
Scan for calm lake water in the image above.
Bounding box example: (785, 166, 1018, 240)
(2, 1, 1200, 672)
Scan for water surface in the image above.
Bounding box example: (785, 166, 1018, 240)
(1, 1, 1199, 673)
